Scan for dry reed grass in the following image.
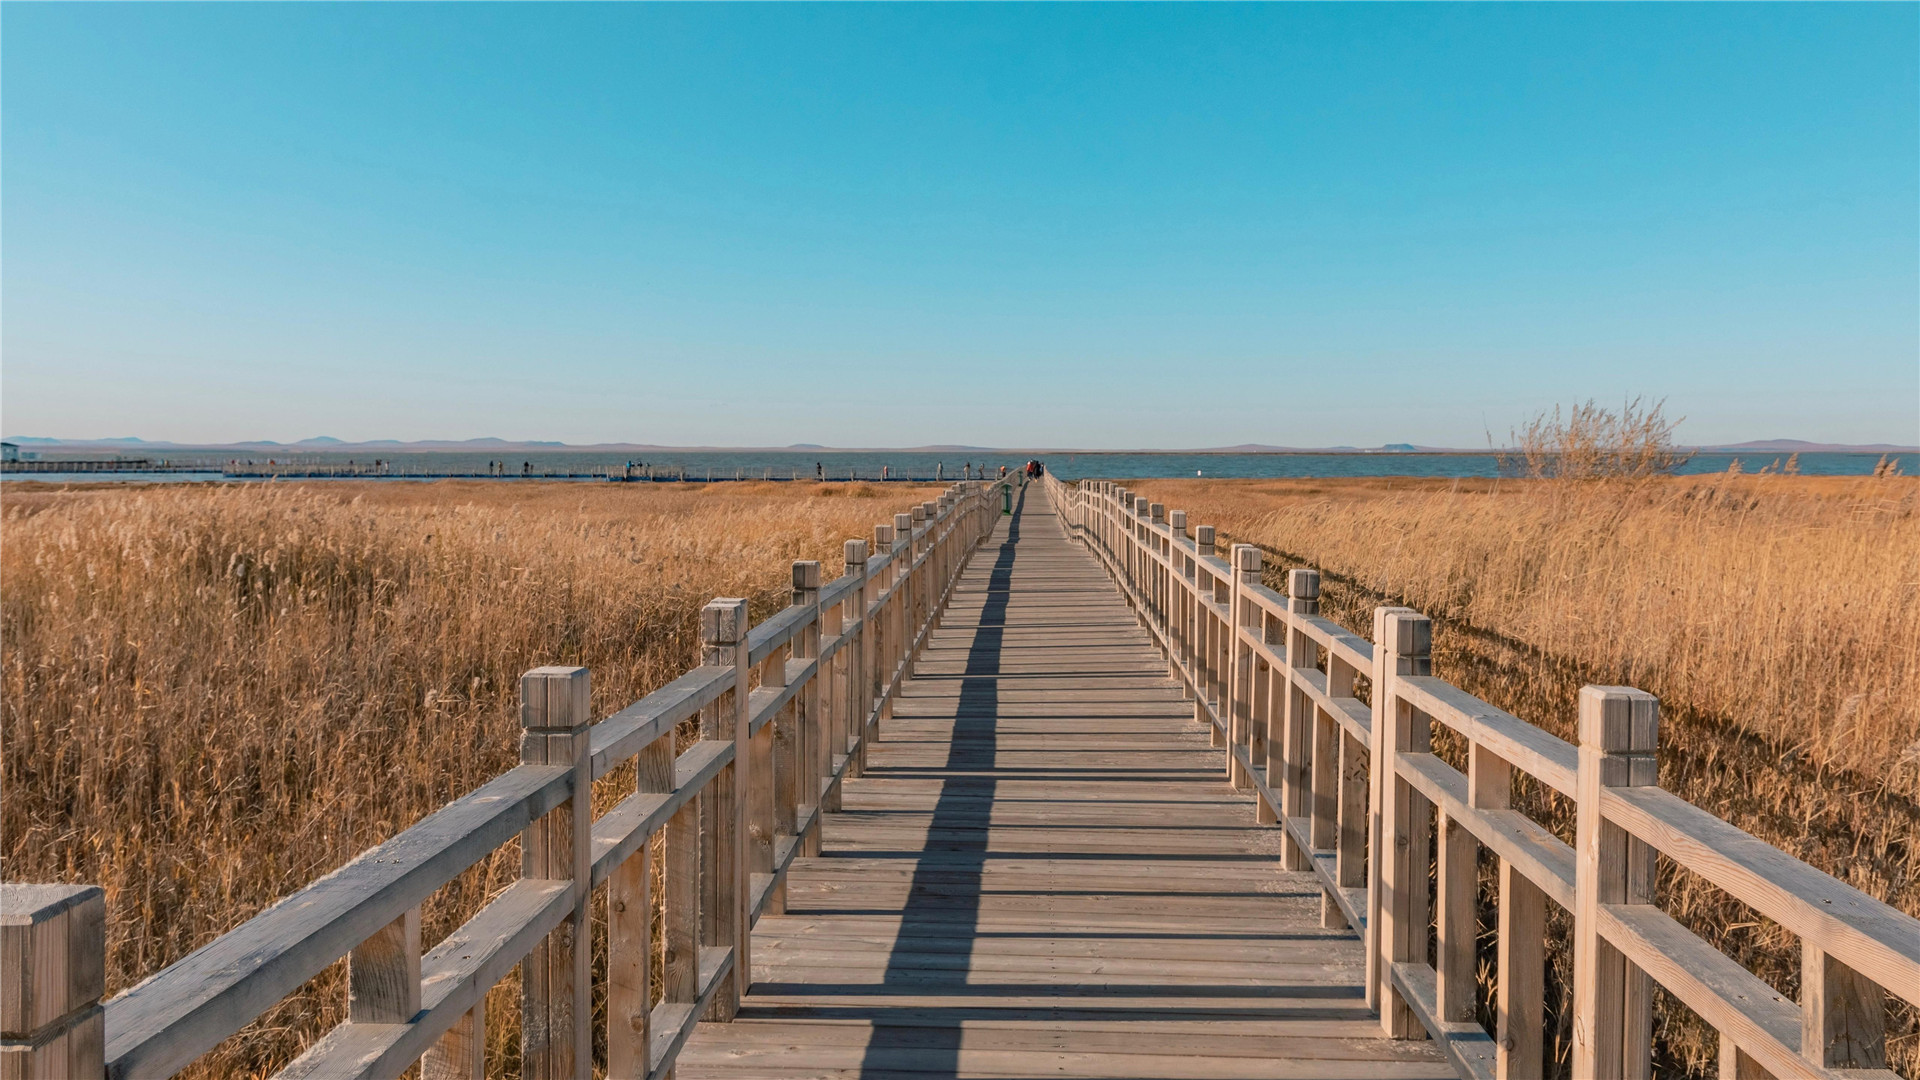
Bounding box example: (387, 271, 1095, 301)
(0, 478, 940, 1077)
(1129, 473, 1920, 1077)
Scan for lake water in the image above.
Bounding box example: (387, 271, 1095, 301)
(2, 449, 1908, 484)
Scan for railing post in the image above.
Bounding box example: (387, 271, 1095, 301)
(607, 680, 676, 1080)
(1369, 607, 1430, 1037)
(1572, 685, 1658, 1080)
(909, 506, 929, 663)
(1802, 944, 1887, 1071)
(1471, 732, 1543, 1080)
(1144, 503, 1159, 630)
(1195, 526, 1221, 746)
(872, 524, 898, 747)
(1168, 511, 1189, 690)
(793, 561, 825, 858)
(749, 638, 783, 918)
(1, 884, 104, 1080)
(1332, 645, 1368, 932)
(1436, 770, 1482, 1027)
(519, 665, 593, 1079)
(700, 599, 750, 1022)
(1275, 569, 1318, 866)
(1226, 544, 1260, 790)
(896, 511, 917, 680)
(1132, 498, 1151, 621)
(845, 540, 871, 772)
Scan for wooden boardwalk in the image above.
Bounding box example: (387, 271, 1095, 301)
(678, 484, 1453, 1079)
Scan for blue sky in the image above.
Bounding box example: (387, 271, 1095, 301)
(3, 4, 1915, 448)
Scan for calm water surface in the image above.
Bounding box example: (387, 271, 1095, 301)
(2, 449, 1908, 484)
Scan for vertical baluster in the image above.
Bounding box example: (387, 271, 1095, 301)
(872, 524, 897, 748)
(1144, 503, 1159, 630)
(1199, 527, 1223, 746)
(749, 641, 782, 913)
(822, 558, 848, 811)
(845, 540, 870, 768)
(1252, 614, 1275, 824)
(699, 600, 749, 1021)
(423, 1001, 485, 1080)
(607, 724, 673, 1080)
(1168, 511, 1190, 689)
(1571, 685, 1658, 1080)
(1279, 570, 1319, 868)
(1333, 652, 1368, 932)
(1370, 608, 1431, 1037)
(1471, 740, 1543, 1080)
(1226, 545, 1261, 789)
(1437, 744, 1487, 1026)
(519, 665, 593, 1078)
(0, 884, 105, 1080)
(793, 561, 825, 858)
(1802, 943, 1887, 1071)
(1720, 1036, 1771, 1078)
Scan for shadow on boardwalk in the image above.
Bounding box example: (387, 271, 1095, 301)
(678, 482, 1454, 1079)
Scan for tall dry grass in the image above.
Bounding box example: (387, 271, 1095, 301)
(0, 479, 939, 1077)
(1130, 473, 1920, 1077)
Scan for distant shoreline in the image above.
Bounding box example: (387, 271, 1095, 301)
(5, 442, 1914, 456)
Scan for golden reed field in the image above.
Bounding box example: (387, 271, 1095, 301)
(1129, 473, 1920, 1078)
(3, 470, 1916, 1077)
(0, 479, 941, 1077)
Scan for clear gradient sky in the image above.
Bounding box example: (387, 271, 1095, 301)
(3, 3, 1915, 449)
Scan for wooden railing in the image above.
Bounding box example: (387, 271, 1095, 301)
(0, 476, 1020, 1080)
(1043, 474, 1919, 1080)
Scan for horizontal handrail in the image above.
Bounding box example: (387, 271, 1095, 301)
(103, 764, 574, 1079)
(1045, 472, 1915, 1080)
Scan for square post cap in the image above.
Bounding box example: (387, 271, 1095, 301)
(700, 598, 750, 646)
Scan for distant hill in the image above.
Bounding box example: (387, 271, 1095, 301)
(4, 435, 1914, 454)
(1695, 439, 1919, 453)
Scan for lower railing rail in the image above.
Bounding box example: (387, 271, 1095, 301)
(1041, 472, 1917, 1080)
(1, 475, 1026, 1080)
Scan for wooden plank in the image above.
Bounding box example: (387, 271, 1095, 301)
(103, 763, 571, 1080)
(274, 879, 572, 1080)
(591, 666, 733, 779)
(1592, 903, 1865, 1080)
(1397, 752, 1574, 908)
(1601, 786, 1920, 1004)
(1388, 962, 1498, 1080)
(1497, 859, 1545, 1080)
(1398, 676, 1576, 798)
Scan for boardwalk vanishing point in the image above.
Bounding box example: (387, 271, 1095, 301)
(674, 483, 1451, 1078)
(5, 474, 1916, 1080)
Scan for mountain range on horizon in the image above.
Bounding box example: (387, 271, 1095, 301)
(3, 435, 1914, 454)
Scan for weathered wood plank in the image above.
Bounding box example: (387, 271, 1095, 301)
(103, 764, 571, 1080)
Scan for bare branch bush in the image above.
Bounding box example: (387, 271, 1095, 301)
(1497, 397, 1693, 480)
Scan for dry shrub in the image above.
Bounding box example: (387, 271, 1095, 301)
(1498, 396, 1692, 480)
(0, 479, 940, 1077)
(1131, 473, 1920, 1077)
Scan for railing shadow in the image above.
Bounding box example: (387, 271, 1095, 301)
(856, 483, 1025, 1076)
